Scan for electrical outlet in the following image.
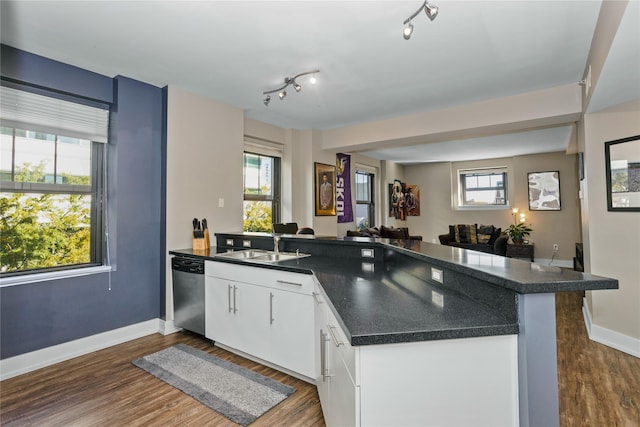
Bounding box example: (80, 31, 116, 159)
(361, 248, 375, 258)
(431, 267, 443, 283)
(553, 244, 559, 251)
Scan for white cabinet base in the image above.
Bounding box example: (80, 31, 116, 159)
(359, 335, 519, 427)
(214, 341, 315, 385)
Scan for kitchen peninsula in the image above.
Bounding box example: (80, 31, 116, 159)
(170, 232, 617, 427)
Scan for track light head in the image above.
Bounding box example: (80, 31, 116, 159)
(425, 2, 438, 20)
(294, 83, 302, 92)
(402, 1, 438, 39)
(263, 95, 271, 106)
(309, 75, 317, 85)
(403, 22, 414, 40)
(279, 90, 286, 100)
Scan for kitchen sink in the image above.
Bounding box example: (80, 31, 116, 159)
(215, 249, 268, 259)
(251, 252, 310, 262)
(214, 249, 309, 263)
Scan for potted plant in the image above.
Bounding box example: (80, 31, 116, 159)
(507, 223, 533, 244)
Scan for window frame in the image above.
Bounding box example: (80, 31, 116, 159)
(0, 126, 106, 276)
(355, 169, 375, 229)
(457, 167, 510, 210)
(242, 150, 282, 230)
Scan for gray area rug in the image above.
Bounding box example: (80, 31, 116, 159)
(132, 343, 296, 426)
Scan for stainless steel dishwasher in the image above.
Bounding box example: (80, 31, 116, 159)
(171, 256, 205, 335)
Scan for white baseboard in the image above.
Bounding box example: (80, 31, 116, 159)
(0, 318, 178, 381)
(582, 298, 640, 358)
(159, 319, 182, 335)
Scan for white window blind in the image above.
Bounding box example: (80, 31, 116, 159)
(0, 85, 109, 143)
(244, 136, 284, 158)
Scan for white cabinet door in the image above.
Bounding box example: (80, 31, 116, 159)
(313, 286, 331, 418)
(269, 288, 316, 378)
(329, 355, 360, 427)
(205, 276, 234, 345)
(232, 281, 271, 360)
(324, 305, 360, 427)
(205, 276, 271, 360)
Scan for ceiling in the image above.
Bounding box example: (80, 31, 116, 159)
(1, 1, 638, 164)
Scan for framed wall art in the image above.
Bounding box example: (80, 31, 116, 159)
(528, 171, 561, 211)
(605, 135, 640, 211)
(314, 162, 336, 216)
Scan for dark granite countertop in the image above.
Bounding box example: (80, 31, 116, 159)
(299, 256, 519, 346)
(169, 233, 617, 346)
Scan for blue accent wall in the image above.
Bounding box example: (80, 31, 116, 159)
(1, 44, 113, 104)
(0, 46, 166, 359)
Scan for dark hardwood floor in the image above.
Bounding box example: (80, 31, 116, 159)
(1, 291, 638, 426)
(556, 291, 639, 427)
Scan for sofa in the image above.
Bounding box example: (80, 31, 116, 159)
(438, 224, 507, 256)
(346, 225, 422, 241)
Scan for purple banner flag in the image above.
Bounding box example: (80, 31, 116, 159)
(336, 153, 354, 223)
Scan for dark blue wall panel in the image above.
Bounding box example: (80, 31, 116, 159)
(0, 48, 165, 359)
(1, 44, 113, 104)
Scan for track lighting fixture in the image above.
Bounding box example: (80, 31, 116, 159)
(402, 0, 438, 40)
(263, 70, 319, 106)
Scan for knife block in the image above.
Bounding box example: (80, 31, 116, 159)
(192, 229, 210, 250)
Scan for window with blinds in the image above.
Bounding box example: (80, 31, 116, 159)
(0, 85, 109, 275)
(458, 167, 508, 207)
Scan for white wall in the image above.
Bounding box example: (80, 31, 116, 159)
(165, 86, 244, 319)
(581, 100, 640, 348)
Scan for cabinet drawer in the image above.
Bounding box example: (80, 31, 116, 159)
(205, 261, 314, 295)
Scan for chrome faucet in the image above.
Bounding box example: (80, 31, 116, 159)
(273, 235, 281, 254)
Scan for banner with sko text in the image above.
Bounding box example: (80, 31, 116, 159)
(336, 153, 354, 223)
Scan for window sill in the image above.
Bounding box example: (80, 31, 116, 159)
(0, 265, 112, 288)
(455, 205, 512, 211)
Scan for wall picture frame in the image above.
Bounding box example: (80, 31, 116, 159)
(605, 135, 640, 212)
(528, 171, 561, 211)
(314, 162, 336, 216)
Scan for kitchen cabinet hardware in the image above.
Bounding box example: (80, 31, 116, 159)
(277, 280, 302, 287)
(320, 330, 331, 380)
(233, 285, 238, 313)
(270, 292, 275, 324)
(228, 284, 233, 313)
(328, 324, 344, 347)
